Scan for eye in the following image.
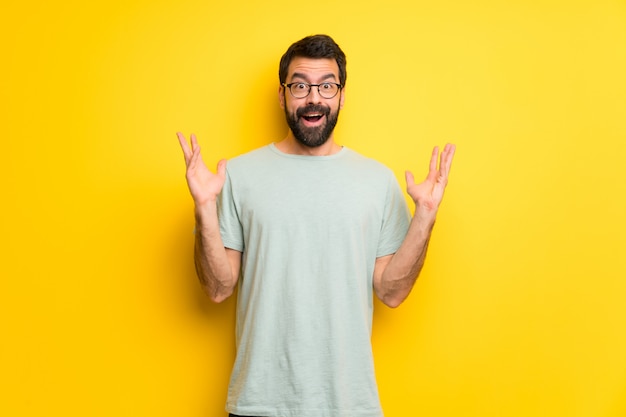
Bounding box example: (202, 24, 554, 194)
(320, 83, 333, 91)
(294, 83, 308, 91)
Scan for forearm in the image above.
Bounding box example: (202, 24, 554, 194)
(375, 143, 455, 307)
(375, 214, 435, 308)
(193, 202, 239, 303)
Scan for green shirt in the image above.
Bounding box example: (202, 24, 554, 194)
(218, 144, 411, 417)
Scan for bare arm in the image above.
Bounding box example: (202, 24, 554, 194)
(177, 132, 241, 303)
(373, 144, 456, 308)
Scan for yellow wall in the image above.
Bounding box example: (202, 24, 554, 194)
(2, 0, 625, 416)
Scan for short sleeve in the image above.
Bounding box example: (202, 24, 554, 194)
(217, 169, 245, 252)
(376, 173, 411, 257)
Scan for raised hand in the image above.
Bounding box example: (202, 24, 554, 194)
(405, 144, 456, 222)
(176, 132, 227, 206)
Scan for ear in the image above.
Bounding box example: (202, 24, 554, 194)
(278, 84, 286, 109)
(339, 87, 346, 110)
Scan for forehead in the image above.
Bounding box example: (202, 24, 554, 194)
(287, 57, 339, 81)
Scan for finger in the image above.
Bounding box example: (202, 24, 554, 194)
(189, 144, 201, 170)
(426, 146, 439, 182)
(188, 134, 204, 169)
(190, 133, 199, 152)
(189, 142, 208, 173)
(440, 143, 456, 176)
(405, 170, 415, 187)
(176, 132, 192, 160)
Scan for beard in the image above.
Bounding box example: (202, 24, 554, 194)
(285, 103, 340, 148)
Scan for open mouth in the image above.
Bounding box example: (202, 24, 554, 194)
(297, 105, 328, 125)
(301, 113, 324, 123)
(296, 105, 329, 125)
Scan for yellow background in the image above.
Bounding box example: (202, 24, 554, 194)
(2, 0, 625, 416)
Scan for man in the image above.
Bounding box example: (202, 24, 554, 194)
(177, 34, 455, 417)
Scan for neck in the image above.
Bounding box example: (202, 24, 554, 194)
(275, 132, 342, 156)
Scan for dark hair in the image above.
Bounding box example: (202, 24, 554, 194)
(279, 34, 347, 87)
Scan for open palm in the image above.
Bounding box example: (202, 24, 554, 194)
(176, 132, 226, 206)
(405, 144, 456, 221)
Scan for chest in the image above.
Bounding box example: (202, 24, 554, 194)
(233, 164, 388, 237)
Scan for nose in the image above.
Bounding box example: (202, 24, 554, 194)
(306, 86, 323, 104)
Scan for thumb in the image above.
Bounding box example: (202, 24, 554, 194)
(216, 159, 228, 177)
(405, 170, 415, 187)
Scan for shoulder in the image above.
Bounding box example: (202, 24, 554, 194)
(229, 145, 273, 163)
(341, 148, 396, 178)
(225, 145, 275, 173)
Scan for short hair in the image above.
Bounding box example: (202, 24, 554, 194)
(279, 34, 347, 87)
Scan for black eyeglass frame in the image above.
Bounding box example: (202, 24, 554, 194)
(282, 82, 343, 99)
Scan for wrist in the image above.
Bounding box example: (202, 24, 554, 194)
(194, 200, 218, 225)
(412, 210, 437, 232)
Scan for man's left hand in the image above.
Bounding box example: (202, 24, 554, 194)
(405, 143, 456, 222)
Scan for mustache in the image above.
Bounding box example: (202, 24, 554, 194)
(296, 104, 330, 118)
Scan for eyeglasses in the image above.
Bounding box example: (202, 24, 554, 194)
(282, 82, 343, 99)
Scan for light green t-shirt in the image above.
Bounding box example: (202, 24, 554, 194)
(218, 144, 411, 417)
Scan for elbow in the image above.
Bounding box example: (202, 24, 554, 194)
(209, 295, 228, 304)
(376, 281, 414, 308)
(208, 291, 226, 303)
(206, 286, 234, 304)
(199, 274, 235, 303)
(375, 286, 408, 308)
(195, 263, 237, 303)
(380, 294, 406, 309)
(375, 273, 418, 308)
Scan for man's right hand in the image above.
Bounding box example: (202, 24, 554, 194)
(176, 132, 239, 302)
(176, 132, 227, 207)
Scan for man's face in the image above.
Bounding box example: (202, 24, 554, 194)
(280, 57, 345, 148)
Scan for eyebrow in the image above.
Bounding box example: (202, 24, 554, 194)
(290, 72, 338, 83)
